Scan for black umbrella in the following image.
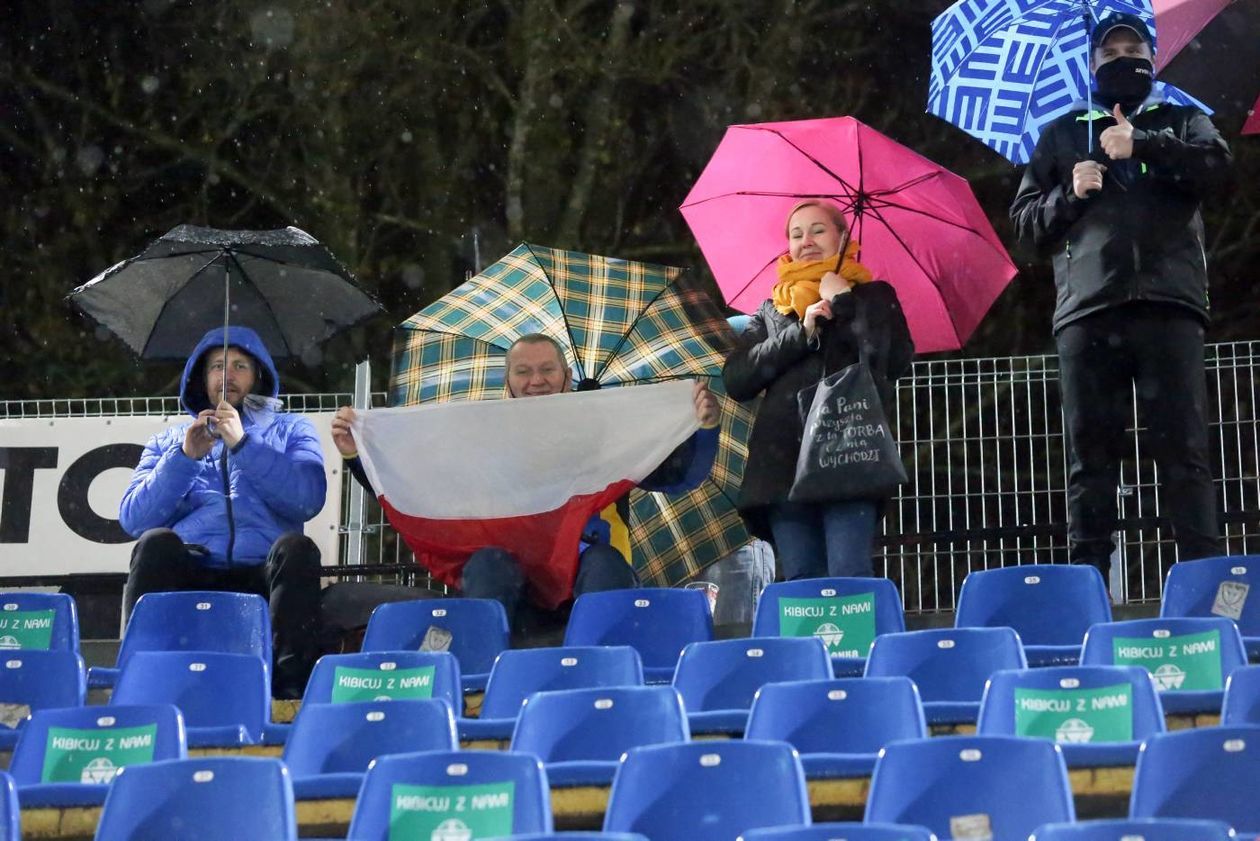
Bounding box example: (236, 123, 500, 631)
(67, 224, 382, 367)
(68, 224, 382, 566)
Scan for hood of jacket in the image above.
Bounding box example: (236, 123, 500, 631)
(180, 325, 280, 417)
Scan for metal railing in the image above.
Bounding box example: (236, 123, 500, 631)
(883, 340, 1260, 612)
(5, 340, 1259, 612)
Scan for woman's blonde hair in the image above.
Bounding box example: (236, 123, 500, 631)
(784, 200, 849, 237)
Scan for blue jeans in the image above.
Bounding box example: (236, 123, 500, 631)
(706, 540, 776, 624)
(767, 500, 879, 580)
(461, 544, 638, 628)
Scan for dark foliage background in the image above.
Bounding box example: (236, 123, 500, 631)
(3, 0, 1256, 401)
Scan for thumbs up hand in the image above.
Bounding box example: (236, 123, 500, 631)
(1100, 104, 1136, 160)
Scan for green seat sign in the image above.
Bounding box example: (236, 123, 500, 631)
(0, 610, 56, 650)
(331, 665, 437, 703)
(42, 723, 158, 783)
(1014, 683, 1134, 743)
(1112, 629, 1224, 692)
(389, 781, 515, 840)
(778, 593, 876, 658)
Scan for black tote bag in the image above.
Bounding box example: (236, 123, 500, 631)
(787, 360, 908, 503)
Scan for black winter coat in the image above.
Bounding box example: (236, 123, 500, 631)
(723, 281, 914, 538)
(1010, 100, 1231, 333)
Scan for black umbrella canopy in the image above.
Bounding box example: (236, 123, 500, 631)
(68, 224, 382, 360)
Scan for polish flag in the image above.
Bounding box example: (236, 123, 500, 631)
(351, 380, 699, 609)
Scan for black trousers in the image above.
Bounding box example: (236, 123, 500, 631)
(1056, 303, 1223, 573)
(124, 528, 324, 697)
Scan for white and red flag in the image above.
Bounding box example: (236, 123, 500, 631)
(351, 380, 699, 608)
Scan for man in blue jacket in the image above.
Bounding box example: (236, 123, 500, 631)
(120, 326, 328, 698)
(1011, 13, 1230, 577)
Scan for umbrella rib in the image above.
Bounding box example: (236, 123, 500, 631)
(590, 280, 681, 384)
(859, 200, 966, 347)
(745, 126, 863, 197)
(724, 252, 787, 313)
(402, 324, 514, 353)
(525, 243, 589, 382)
(862, 192, 1008, 240)
(137, 251, 227, 358)
(226, 251, 295, 358)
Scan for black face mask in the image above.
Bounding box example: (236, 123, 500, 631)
(1095, 56, 1154, 110)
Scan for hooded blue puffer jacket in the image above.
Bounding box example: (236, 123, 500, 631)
(119, 326, 327, 567)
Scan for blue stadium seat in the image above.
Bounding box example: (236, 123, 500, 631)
(564, 588, 713, 684)
(1032, 817, 1236, 840)
(94, 756, 296, 841)
(864, 735, 1075, 840)
(361, 597, 509, 692)
(88, 591, 271, 689)
(1161, 555, 1260, 660)
(510, 685, 689, 787)
(9, 703, 185, 808)
(282, 698, 457, 800)
(742, 823, 937, 841)
(744, 676, 927, 779)
(267, 649, 461, 744)
(109, 651, 270, 747)
(1080, 617, 1247, 715)
(303, 650, 462, 708)
(1129, 724, 1260, 835)
(956, 564, 1112, 666)
(603, 741, 810, 841)
(510, 835, 647, 841)
(864, 627, 1027, 725)
(0, 772, 16, 841)
(977, 665, 1165, 768)
(0, 649, 85, 751)
(346, 749, 552, 841)
(1222, 663, 1260, 724)
(0, 591, 80, 652)
(672, 637, 832, 734)
(463, 645, 643, 742)
(752, 577, 906, 676)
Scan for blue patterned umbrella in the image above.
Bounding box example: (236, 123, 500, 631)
(929, 0, 1211, 164)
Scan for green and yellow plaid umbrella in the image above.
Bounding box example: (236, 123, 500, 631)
(389, 242, 756, 587)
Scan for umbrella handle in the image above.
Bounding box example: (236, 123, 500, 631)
(221, 253, 231, 406)
(1082, 1, 1097, 155)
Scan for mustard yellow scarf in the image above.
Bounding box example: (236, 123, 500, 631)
(772, 240, 873, 320)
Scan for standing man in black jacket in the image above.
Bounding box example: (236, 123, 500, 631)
(1010, 12, 1232, 578)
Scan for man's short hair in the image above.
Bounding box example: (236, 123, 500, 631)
(507, 333, 568, 365)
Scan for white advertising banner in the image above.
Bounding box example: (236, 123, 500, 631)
(0, 413, 344, 577)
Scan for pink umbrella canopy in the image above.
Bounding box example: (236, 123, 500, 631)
(1151, 0, 1234, 71)
(680, 117, 1017, 354)
(1246, 96, 1260, 134)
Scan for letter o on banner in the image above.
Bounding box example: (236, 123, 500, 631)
(57, 444, 143, 543)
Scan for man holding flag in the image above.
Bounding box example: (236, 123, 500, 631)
(333, 333, 720, 629)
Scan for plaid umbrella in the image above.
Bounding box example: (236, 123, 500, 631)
(390, 242, 756, 587)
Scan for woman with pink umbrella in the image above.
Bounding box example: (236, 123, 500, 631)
(723, 200, 914, 580)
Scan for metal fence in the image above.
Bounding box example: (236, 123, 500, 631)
(6, 340, 1259, 612)
(883, 340, 1260, 613)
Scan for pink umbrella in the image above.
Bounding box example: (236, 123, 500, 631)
(1151, 0, 1233, 71)
(680, 116, 1017, 354)
(1245, 96, 1260, 134)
